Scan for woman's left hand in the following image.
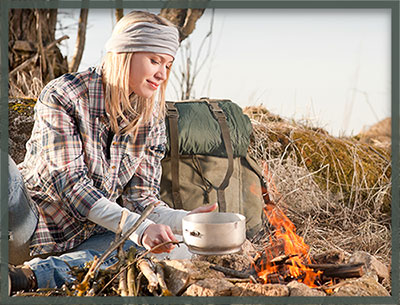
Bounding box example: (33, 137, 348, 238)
(188, 202, 218, 215)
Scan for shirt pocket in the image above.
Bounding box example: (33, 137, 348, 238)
(118, 152, 141, 190)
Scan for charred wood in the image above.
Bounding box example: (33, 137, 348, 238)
(306, 263, 364, 279)
(209, 263, 255, 280)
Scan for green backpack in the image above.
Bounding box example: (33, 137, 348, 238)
(160, 98, 268, 238)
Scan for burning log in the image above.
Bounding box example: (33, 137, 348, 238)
(264, 273, 285, 284)
(270, 254, 299, 265)
(305, 263, 365, 280)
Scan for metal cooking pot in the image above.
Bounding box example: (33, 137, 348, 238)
(182, 212, 246, 255)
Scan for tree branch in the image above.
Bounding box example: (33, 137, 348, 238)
(9, 35, 69, 78)
(68, 8, 89, 72)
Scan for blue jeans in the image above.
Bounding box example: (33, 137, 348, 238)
(8, 156, 140, 288)
(8, 156, 39, 264)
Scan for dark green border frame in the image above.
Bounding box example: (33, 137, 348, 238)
(0, 0, 398, 304)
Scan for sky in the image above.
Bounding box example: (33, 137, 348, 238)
(57, 8, 391, 137)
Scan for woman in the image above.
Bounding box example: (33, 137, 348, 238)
(8, 10, 216, 293)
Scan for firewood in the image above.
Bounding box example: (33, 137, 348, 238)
(265, 273, 285, 284)
(270, 254, 299, 265)
(137, 259, 158, 293)
(305, 263, 364, 279)
(126, 248, 137, 296)
(154, 262, 173, 296)
(209, 263, 254, 279)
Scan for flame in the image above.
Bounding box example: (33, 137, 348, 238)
(253, 162, 322, 287)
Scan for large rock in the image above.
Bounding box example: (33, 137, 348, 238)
(287, 280, 326, 296)
(348, 251, 390, 283)
(192, 240, 256, 272)
(8, 98, 35, 164)
(160, 259, 224, 295)
(332, 275, 390, 296)
(231, 282, 289, 296)
(182, 278, 235, 296)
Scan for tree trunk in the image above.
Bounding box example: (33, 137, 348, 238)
(68, 8, 89, 72)
(8, 9, 68, 98)
(115, 9, 124, 22)
(159, 8, 205, 42)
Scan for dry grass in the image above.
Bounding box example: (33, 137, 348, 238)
(9, 71, 44, 99)
(244, 106, 392, 271)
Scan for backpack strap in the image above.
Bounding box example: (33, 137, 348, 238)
(244, 154, 272, 204)
(206, 100, 234, 212)
(165, 102, 183, 209)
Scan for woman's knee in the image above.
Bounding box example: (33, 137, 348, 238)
(8, 156, 38, 264)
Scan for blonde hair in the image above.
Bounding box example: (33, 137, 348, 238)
(102, 11, 175, 136)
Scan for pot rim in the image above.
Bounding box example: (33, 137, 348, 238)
(183, 212, 246, 225)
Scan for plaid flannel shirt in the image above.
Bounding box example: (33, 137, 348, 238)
(18, 66, 167, 256)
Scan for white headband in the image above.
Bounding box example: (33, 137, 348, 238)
(105, 22, 180, 58)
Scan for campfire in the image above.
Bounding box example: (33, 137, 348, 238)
(243, 162, 367, 293)
(254, 203, 323, 287)
(250, 202, 365, 293)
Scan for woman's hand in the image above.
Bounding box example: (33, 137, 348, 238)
(188, 202, 218, 215)
(141, 223, 178, 253)
(141, 203, 218, 253)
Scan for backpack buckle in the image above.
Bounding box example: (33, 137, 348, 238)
(166, 102, 179, 118)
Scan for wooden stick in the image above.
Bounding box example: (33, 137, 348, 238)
(126, 248, 137, 296)
(137, 259, 158, 293)
(76, 256, 100, 296)
(91, 202, 157, 276)
(305, 263, 364, 279)
(35, 10, 46, 77)
(209, 263, 254, 279)
(117, 209, 129, 296)
(270, 254, 299, 265)
(95, 240, 181, 296)
(155, 262, 173, 296)
(118, 269, 128, 296)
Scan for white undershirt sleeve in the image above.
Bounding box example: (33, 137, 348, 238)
(87, 198, 154, 246)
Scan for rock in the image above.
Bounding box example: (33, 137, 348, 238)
(8, 98, 35, 164)
(287, 280, 326, 296)
(312, 250, 345, 264)
(160, 259, 224, 295)
(240, 239, 258, 258)
(182, 278, 235, 296)
(357, 117, 391, 148)
(332, 275, 390, 296)
(231, 282, 289, 296)
(348, 251, 390, 283)
(192, 240, 255, 272)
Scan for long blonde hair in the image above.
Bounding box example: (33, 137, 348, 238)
(102, 11, 175, 136)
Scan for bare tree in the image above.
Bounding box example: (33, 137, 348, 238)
(8, 9, 69, 97)
(68, 9, 89, 72)
(8, 8, 206, 98)
(159, 8, 205, 43)
(168, 9, 215, 100)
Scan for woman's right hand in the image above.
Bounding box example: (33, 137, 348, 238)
(141, 223, 178, 253)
